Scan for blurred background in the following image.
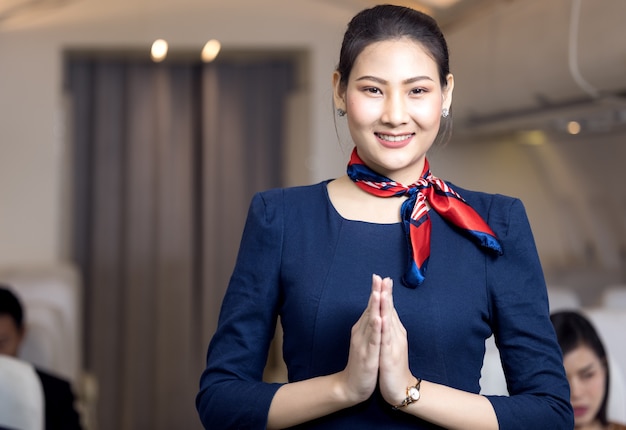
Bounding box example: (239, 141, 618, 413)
(1, 0, 625, 429)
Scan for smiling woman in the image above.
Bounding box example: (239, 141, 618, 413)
(196, 4, 574, 429)
(332, 36, 452, 186)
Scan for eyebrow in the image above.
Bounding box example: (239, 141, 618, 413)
(578, 363, 596, 374)
(355, 75, 434, 85)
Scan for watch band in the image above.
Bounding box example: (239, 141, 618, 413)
(392, 378, 422, 410)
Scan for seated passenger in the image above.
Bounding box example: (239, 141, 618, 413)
(0, 285, 82, 430)
(551, 310, 626, 430)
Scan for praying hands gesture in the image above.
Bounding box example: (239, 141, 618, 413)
(342, 274, 415, 407)
(267, 275, 498, 430)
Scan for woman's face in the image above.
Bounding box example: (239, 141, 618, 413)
(563, 344, 607, 428)
(333, 37, 453, 185)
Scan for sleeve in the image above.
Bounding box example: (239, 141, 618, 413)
(196, 190, 285, 429)
(484, 197, 574, 429)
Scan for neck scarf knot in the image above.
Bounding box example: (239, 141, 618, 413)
(347, 148, 503, 288)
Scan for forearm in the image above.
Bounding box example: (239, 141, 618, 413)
(267, 372, 358, 429)
(400, 380, 499, 430)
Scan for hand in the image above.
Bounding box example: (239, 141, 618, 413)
(339, 274, 384, 404)
(377, 277, 415, 406)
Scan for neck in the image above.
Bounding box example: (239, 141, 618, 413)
(576, 419, 605, 430)
(327, 176, 406, 224)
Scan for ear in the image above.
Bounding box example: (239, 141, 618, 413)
(442, 73, 454, 111)
(332, 71, 346, 112)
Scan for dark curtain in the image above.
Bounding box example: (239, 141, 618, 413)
(67, 56, 294, 430)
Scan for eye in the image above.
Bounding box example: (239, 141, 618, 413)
(363, 87, 382, 95)
(410, 87, 427, 95)
(581, 369, 597, 380)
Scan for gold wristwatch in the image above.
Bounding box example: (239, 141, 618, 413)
(392, 378, 421, 410)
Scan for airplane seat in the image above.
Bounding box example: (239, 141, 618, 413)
(606, 354, 626, 424)
(547, 286, 581, 312)
(479, 335, 507, 395)
(19, 303, 66, 377)
(0, 264, 81, 384)
(585, 308, 626, 424)
(0, 355, 44, 430)
(0, 263, 97, 430)
(601, 286, 626, 309)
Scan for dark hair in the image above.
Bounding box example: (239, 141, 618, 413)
(550, 310, 609, 426)
(0, 285, 24, 331)
(336, 4, 450, 90)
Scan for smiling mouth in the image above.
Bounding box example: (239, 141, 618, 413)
(376, 133, 414, 142)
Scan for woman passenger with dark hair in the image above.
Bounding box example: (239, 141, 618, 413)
(552, 310, 626, 430)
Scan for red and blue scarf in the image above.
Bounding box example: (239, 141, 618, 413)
(347, 148, 503, 288)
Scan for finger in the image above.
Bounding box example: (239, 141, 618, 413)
(381, 278, 404, 331)
(353, 274, 382, 338)
(371, 273, 383, 294)
(349, 277, 383, 367)
(380, 278, 394, 348)
(366, 273, 383, 317)
(378, 280, 409, 385)
(367, 275, 383, 337)
(380, 277, 393, 316)
(381, 279, 408, 346)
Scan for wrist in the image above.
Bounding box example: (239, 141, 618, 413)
(333, 371, 369, 407)
(391, 377, 421, 410)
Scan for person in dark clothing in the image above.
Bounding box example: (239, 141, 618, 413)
(196, 5, 573, 429)
(0, 285, 82, 430)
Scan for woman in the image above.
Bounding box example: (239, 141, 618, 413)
(551, 310, 626, 430)
(196, 5, 573, 429)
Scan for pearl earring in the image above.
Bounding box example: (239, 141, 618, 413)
(442, 108, 449, 118)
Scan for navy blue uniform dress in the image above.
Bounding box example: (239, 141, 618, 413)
(196, 181, 573, 429)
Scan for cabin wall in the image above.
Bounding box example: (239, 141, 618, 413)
(1, 0, 624, 303)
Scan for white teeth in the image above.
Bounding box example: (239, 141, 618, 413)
(378, 133, 412, 142)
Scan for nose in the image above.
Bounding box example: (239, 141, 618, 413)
(381, 93, 408, 126)
(569, 377, 582, 400)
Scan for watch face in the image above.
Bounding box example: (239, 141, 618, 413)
(408, 387, 420, 401)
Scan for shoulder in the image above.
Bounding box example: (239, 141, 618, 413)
(450, 182, 520, 213)
(35, 368, 81, 429)
(249, 181, 330, 214)
(35, 368, 72, 388)
(608, 423, 626, 430)
(449, 183, 531, 239)
(240, 181, 331, 235)
(35, 368, 74, 395)
(255, 181, 329, 201)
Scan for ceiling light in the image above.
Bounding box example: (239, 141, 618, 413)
(151, 39, 168, 63)
(201, 39, 221, 63)
(567, 121, 581, 135)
